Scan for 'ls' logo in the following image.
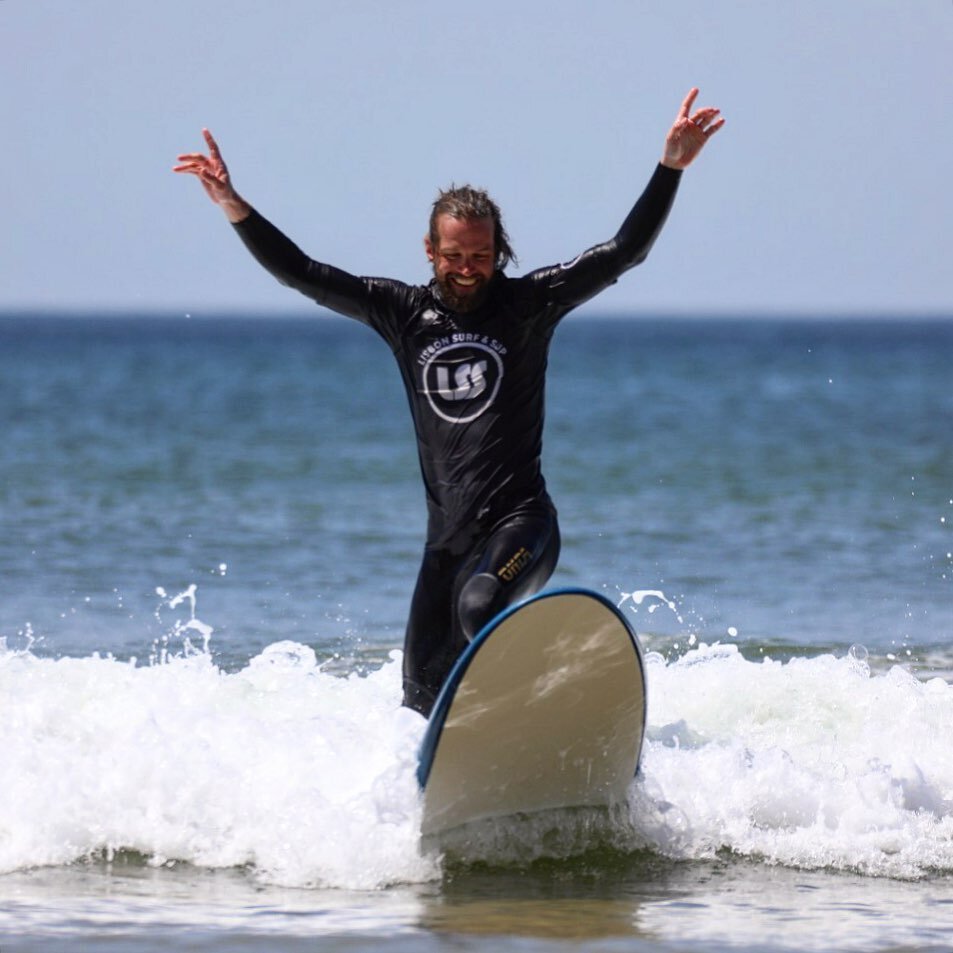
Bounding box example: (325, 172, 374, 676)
(422, 344, 503, 424)
(435, 360, 488, 401)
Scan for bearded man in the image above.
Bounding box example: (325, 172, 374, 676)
(174, 88, 723, 716)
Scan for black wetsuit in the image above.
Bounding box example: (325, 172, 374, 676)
(233, 163, 682, 715)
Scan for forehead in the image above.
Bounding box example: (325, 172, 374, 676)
(432, 214, 494, 249)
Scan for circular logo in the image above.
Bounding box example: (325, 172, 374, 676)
(421, 343, 504, 424)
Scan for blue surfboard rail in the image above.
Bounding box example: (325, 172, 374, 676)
(416, 586, 645, 789)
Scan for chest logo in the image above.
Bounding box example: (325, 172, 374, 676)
(420, 341, 504, 424)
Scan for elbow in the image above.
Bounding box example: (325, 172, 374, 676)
(622, 244, 653, 272)
(629, 229, 666, 268)
(631, 248, 651, 268)
(270, 258, 323, 294)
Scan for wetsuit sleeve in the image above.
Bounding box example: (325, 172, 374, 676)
(527, 163, 683, 313)
(231, 208, 375, 321)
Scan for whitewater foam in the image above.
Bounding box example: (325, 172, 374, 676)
(632, 642, 953, 878)
(2, 632, 952, 887)
(0, 640, 436, 889)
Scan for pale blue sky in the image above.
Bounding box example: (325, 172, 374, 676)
(3, 1, 951, 316)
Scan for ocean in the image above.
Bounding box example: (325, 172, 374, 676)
(1, 312, 951, 952)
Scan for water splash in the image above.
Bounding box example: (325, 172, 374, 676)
(619, 589, 683, 621)
(2, 598, 953, 886)
(634, 644, 953, 879)
(152, 583, 214, 662)
(617, 588, 711, 654)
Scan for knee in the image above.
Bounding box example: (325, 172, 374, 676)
(457, 572, 503, 642)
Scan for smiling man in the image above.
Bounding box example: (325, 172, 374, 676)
(174, 88, 723, 717)
(424, 186, 511, 313)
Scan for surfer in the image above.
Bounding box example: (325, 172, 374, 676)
(174, 88, 723, 717)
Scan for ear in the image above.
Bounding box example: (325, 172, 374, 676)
(423, 234, 435, 263)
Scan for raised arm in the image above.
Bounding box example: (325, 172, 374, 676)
(612, 87, 722, 260)
(173, 130, 398, 323)
(526, 88, 723, 311)
(173, 129, 251, 224)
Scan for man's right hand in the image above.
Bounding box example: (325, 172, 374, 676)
(173, 129, 251, 223)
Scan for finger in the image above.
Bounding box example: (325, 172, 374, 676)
(678, 87, 699, 120)
(175, 152, 210, 164)
(690, 107, 721, 130)
(172, 160, 208, 173)
(203, 128, 223, 160)
(199, 168, 228, 191)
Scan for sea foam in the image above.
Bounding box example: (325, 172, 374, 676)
(0, 639, 435, 889)
(2, 632, 952, 887)
(632, 642, 953, 878)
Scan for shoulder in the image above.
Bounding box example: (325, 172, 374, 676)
(357, 276, 432, 316)
(360, 279, 442, 346)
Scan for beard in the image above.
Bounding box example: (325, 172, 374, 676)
(433, 271, 492, 314)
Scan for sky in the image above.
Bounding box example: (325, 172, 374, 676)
(2, 0, 951, 318)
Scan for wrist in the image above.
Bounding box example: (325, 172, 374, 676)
(221, 195, 251, 224)
(660, 151, 687, 171)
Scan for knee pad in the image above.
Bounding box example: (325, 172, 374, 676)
(457, 572, 503, 642)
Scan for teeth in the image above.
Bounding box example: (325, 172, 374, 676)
(452, 276, 478, 286)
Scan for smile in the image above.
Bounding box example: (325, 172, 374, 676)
(451, 275, 480, 288)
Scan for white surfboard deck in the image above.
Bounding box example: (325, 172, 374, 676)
(417, 588, 646, 837)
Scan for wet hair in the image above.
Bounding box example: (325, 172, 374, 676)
(428, 184, 517, 271)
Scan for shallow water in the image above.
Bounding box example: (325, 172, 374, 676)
(1, 313, 951, 951)
(3, 853, 953, 952)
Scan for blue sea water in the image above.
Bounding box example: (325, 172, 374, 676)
(1, 312, 952, 952)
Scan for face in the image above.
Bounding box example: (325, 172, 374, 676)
(425, 214, 496, 313)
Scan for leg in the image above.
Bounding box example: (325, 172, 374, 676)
(456, 509, 561, 643)
(401, 508, 560, 718)
(401, 547, 469, 716)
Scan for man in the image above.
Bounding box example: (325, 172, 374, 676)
(174, 88, 723, 717)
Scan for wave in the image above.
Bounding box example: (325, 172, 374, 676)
(2, 634, 952, 888)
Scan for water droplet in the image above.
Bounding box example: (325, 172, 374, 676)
(848, 643, 869, 664)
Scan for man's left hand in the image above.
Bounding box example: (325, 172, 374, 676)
(662, 87, 724, 170)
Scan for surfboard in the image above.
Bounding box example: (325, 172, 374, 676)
(417, 587, 646, 836)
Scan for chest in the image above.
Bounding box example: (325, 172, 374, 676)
(399, 298, 545, 425)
